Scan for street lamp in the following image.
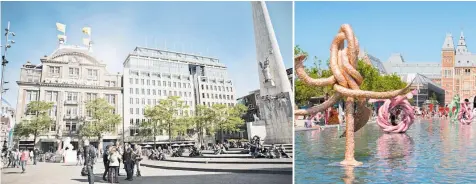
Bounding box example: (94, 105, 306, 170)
(0, 21, 15, 121)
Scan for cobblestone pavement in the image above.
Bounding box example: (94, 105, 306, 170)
(1, 161, 292, 184)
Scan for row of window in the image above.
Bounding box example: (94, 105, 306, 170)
(201, 84, 233, 92)
(129, 70, 191, 80)
(129, 78, 192, 88)
(201, 102, 235, 107)
(201, 93, 234, 100)
(50, 66, 99, 79)
(129, 107, 192, 116)
(129, 98, 193, 107)
(128, 88, 192, 97)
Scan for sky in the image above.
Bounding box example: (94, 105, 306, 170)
(296, 2, 476, 67)
(0, 1, 292, 108)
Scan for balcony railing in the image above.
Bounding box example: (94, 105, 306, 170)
(64, 114, 79, 120)
(64, 100, 78, 105)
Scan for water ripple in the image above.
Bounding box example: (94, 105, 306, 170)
(295, 119, 476, 183)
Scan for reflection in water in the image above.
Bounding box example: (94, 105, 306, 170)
(342, 166, 355, 184)
(295, 120, 476, 183)
(376, 133, 414, 169)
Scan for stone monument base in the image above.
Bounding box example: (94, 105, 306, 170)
(63, 150, 77, 163)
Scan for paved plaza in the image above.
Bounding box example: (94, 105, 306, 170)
(1, 160, 292, 184)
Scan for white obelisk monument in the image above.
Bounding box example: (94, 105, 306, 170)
(251, 1, 293, 144)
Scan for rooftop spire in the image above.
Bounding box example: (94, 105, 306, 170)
(442, 33, 455, 51)
(457, 31, 468, 54)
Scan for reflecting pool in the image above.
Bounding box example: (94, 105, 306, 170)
(295, 120, 476, 183)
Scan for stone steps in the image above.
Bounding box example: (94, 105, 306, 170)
(162, 157, 292, 164)
(141, 160, 292, 175)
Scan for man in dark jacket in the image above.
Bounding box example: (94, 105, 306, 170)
(102, 145, 111, 181)
(83, 140, 96, 184)
(123, 143, 135, 181)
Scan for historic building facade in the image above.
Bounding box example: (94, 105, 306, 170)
(123, 47, 236, 143)
(15, 44, 122, 150)
(441, 32, 476, 105)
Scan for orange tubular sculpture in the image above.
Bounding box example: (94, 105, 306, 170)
(295, 24, 411, 166)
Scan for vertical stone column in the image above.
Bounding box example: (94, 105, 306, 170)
(251, 1, 293, 144)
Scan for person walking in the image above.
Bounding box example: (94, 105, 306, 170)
(77, 148, 84, 166)
(83, 140, 97, 184)
(108, 147, 121, 183)
(29, 150, 34, 162)
(115, 142, 122, 176)
(133, 144, 142, 177)
(103, 145, 111, 181)
(33, 148, 39, 165)
(14, 149, 20, 168)
(122, 143, 134, 181)
(20, 149, 29, 173)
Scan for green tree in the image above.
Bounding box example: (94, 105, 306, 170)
(429, 93, 438, 105)
(143, 96, 190, 146)
(294, 46, 407, 106)
(79, 98, 121, 150)
(14, 101, 54, 149)
(211, 104, 247, 143)
(192, 105, 216, 146)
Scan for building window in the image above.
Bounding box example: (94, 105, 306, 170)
(142, 98, 145, 105)
(130, 78, 133, 84)
(130, 108, 134, 114)
(168, 81, 171, 87)
(178, 82, 182, 88)
(136, 98, 139, 104)
(130, 88, 133, 94)
(163, 81, 166, 86)
(105, 94, 116, 104)
(49, 66, 61, 75)
(465, 69, 471, 75)
(152, 80, 155, 86)
(87, 69, 98, 80)
(130, 98, 133, 104)
(130, 118, 134, 125)
(153, 90, 156, 95)
(136, 79, 139, 84)
(201, 85, 204, 90)
(136, 108, 139, 114)
(86, 93, 97, 102)
(67, 92, 78, 101)
(147, 89, 150, 95)
(69, 68, 79, 76)
(147, 79, 150, 85)
(142, 89, 145, 95)
(136, 88, 139, 94)
(141, 79, 144, 85)
(148, 99, 151, 105)
(45, 91, 58, 102)
(174, 82, 177, 88)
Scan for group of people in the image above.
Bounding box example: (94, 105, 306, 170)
(3, 148, 38, 173)
(81, 140, 143, 184)
(249, 136, 290, 159)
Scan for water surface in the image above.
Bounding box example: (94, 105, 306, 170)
(295, 120, 476, 183)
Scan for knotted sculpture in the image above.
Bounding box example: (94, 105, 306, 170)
(449, 95, 460, 122)
(458, 99, 473, 125)
(295, 24, 410, 166)
(369, 90, 416, 133)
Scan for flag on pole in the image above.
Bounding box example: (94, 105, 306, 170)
(83, 38, 90, 46)
(82, 27, 91, 36)
(56, 22, 66, 33)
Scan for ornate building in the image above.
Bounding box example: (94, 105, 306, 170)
(441, 32, 476, 105)
(15, 44, 122, 151)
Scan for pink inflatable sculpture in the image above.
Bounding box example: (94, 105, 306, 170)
(369, 90, 416, 133)
(458, 100, 473, 125)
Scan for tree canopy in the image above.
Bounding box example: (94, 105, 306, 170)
(143, 96, 191, 144)
(14, 101, 54, 148)
(294, 46, 407, 106)
(79, 98, 121, 149)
